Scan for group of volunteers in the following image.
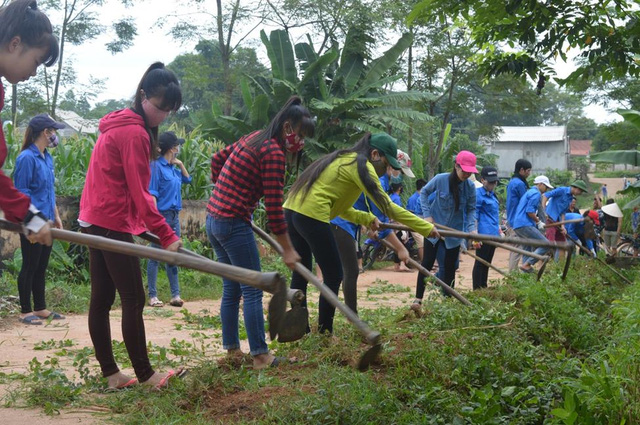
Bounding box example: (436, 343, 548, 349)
(0, 0, 625, 393)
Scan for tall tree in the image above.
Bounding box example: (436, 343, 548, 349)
(163, 0, 271, 115)
(40, 0, 137, 116)
(410, 0, 640, 88)
(168, 41, 267, 126)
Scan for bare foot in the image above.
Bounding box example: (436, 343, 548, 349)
(33, 309, 52, 318)
(142, 368, 185, 389)
(107, 371, 136, 389)
(253, 353, 275, 370)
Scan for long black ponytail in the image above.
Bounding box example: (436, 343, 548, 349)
(287, 133, 391, 215)
(132, 62, 182, 160)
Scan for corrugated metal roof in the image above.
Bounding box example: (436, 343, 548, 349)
(494, 126, 566, 142)
(569, 139, 592, 156)
(56, 110, 99, 134)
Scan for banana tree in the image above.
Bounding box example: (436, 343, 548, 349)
(204, 27, 435, 162)
(591, 110, 640, 209)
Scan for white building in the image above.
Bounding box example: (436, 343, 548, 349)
(481, 126, 568, 177)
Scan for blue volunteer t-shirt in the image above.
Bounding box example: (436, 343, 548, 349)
(513, 187, 542, 230)
(149, 157, 192, 212)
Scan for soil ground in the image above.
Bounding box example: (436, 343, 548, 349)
(0, 247, 511, 424)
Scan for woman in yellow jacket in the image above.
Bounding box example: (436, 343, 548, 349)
(284, 133, 440, 334)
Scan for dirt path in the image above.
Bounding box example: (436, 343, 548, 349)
(0, 247, 511, 424)
(587, 173, 625, 199)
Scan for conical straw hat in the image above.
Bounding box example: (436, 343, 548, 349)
(602, 202, 623, 218)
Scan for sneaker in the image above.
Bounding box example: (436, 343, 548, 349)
(149, 297, 164, 307)
(169, 296, 184, 307)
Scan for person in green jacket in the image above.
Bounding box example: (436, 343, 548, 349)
(283, 132, 440, 334)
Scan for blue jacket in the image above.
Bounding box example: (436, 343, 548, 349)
(149, 157, 192, 212)
(506, 176, 528, 228)
(13, 144, 56, 220)
(544, 186, 573, 222)
(475, 187, 500, 236)
(420, 172, 476, 248)
(406, 192, 422, 217)
(513, 187, 542, 230)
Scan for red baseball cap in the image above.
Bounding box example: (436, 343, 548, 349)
(587, 210, 600, 225)
(455, 150, 478, 173)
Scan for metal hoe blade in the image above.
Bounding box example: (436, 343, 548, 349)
(277, 305, 309, 343)
(267, 277, 288, 340)
(358, 344, 382, 371)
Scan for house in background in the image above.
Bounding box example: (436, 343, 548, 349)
(481, 126, 568, 177)
(56, 110, 99, 137)
(569, 139, 592, 158)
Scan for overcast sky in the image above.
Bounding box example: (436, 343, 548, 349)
(59, 1, 619, 124)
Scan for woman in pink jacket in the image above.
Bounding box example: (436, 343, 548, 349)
(79, 62, 183, 390)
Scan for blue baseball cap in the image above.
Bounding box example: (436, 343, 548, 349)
(28, 114, 65, 133)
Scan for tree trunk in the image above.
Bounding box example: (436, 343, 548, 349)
(10, 84, 17, 125)
(407, 32, 414, 159)
(216, 0, 237, 116)
(52, 1, 71, 117)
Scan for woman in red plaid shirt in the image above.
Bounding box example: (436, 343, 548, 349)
(206, 96, 315, 368)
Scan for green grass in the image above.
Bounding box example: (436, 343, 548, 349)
(593, 169, 640, 178)
(2, 255, 639, 424)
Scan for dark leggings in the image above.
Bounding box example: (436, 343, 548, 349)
(416, 239, 459, 298)
(286, 210, 343, 334)
(83, 225, 154, 382)
(17, 234, 52, 314)
(331, 224, 359, 314)
(472, 243, 496, 290)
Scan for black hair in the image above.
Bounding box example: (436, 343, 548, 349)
(415, 178, 427, 192)
(245, 96, 315, 152)
(287, 133, 391, 215)
(132, 62, 182, 160)
(449, 167, 462, 211)
(390, 182, 403, 194)
(21, 125, 45, 151)
(514, 158, 532, 174)
(0, 0, 59, 67)
(606, 198, 614, 205)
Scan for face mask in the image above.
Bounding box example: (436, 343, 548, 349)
(390, 174, 403, 184)
(142, 98, 170, 126)
(47, 133, 59, 148)
(285, 132, 305, 153)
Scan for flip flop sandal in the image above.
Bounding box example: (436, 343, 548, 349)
(153, 368, 187, 390)
(149, 298, 164, 307)
(19, 315, 43, 325)
(45, 312, 65, 320)
(269, 356, 292, 368)
(105, 377, 138, 392)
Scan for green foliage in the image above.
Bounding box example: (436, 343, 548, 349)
(4, 256, 640, 423)
(543, 168, 574, 187)
(204, 28, 435, 163)
(410, 0, 640, 87)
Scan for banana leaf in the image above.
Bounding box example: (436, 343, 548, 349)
(269, 29, 298, 84)
(590, 150, 640, 166)
(360, 33, 413, 90)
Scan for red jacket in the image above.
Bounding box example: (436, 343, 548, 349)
(0, 83, 30, 223)
(79, 109, 178, 248)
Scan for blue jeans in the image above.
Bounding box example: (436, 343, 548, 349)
(205, 215, 268, 356)
(514, 226, 550, 266)
(147, 210, 181, 298)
